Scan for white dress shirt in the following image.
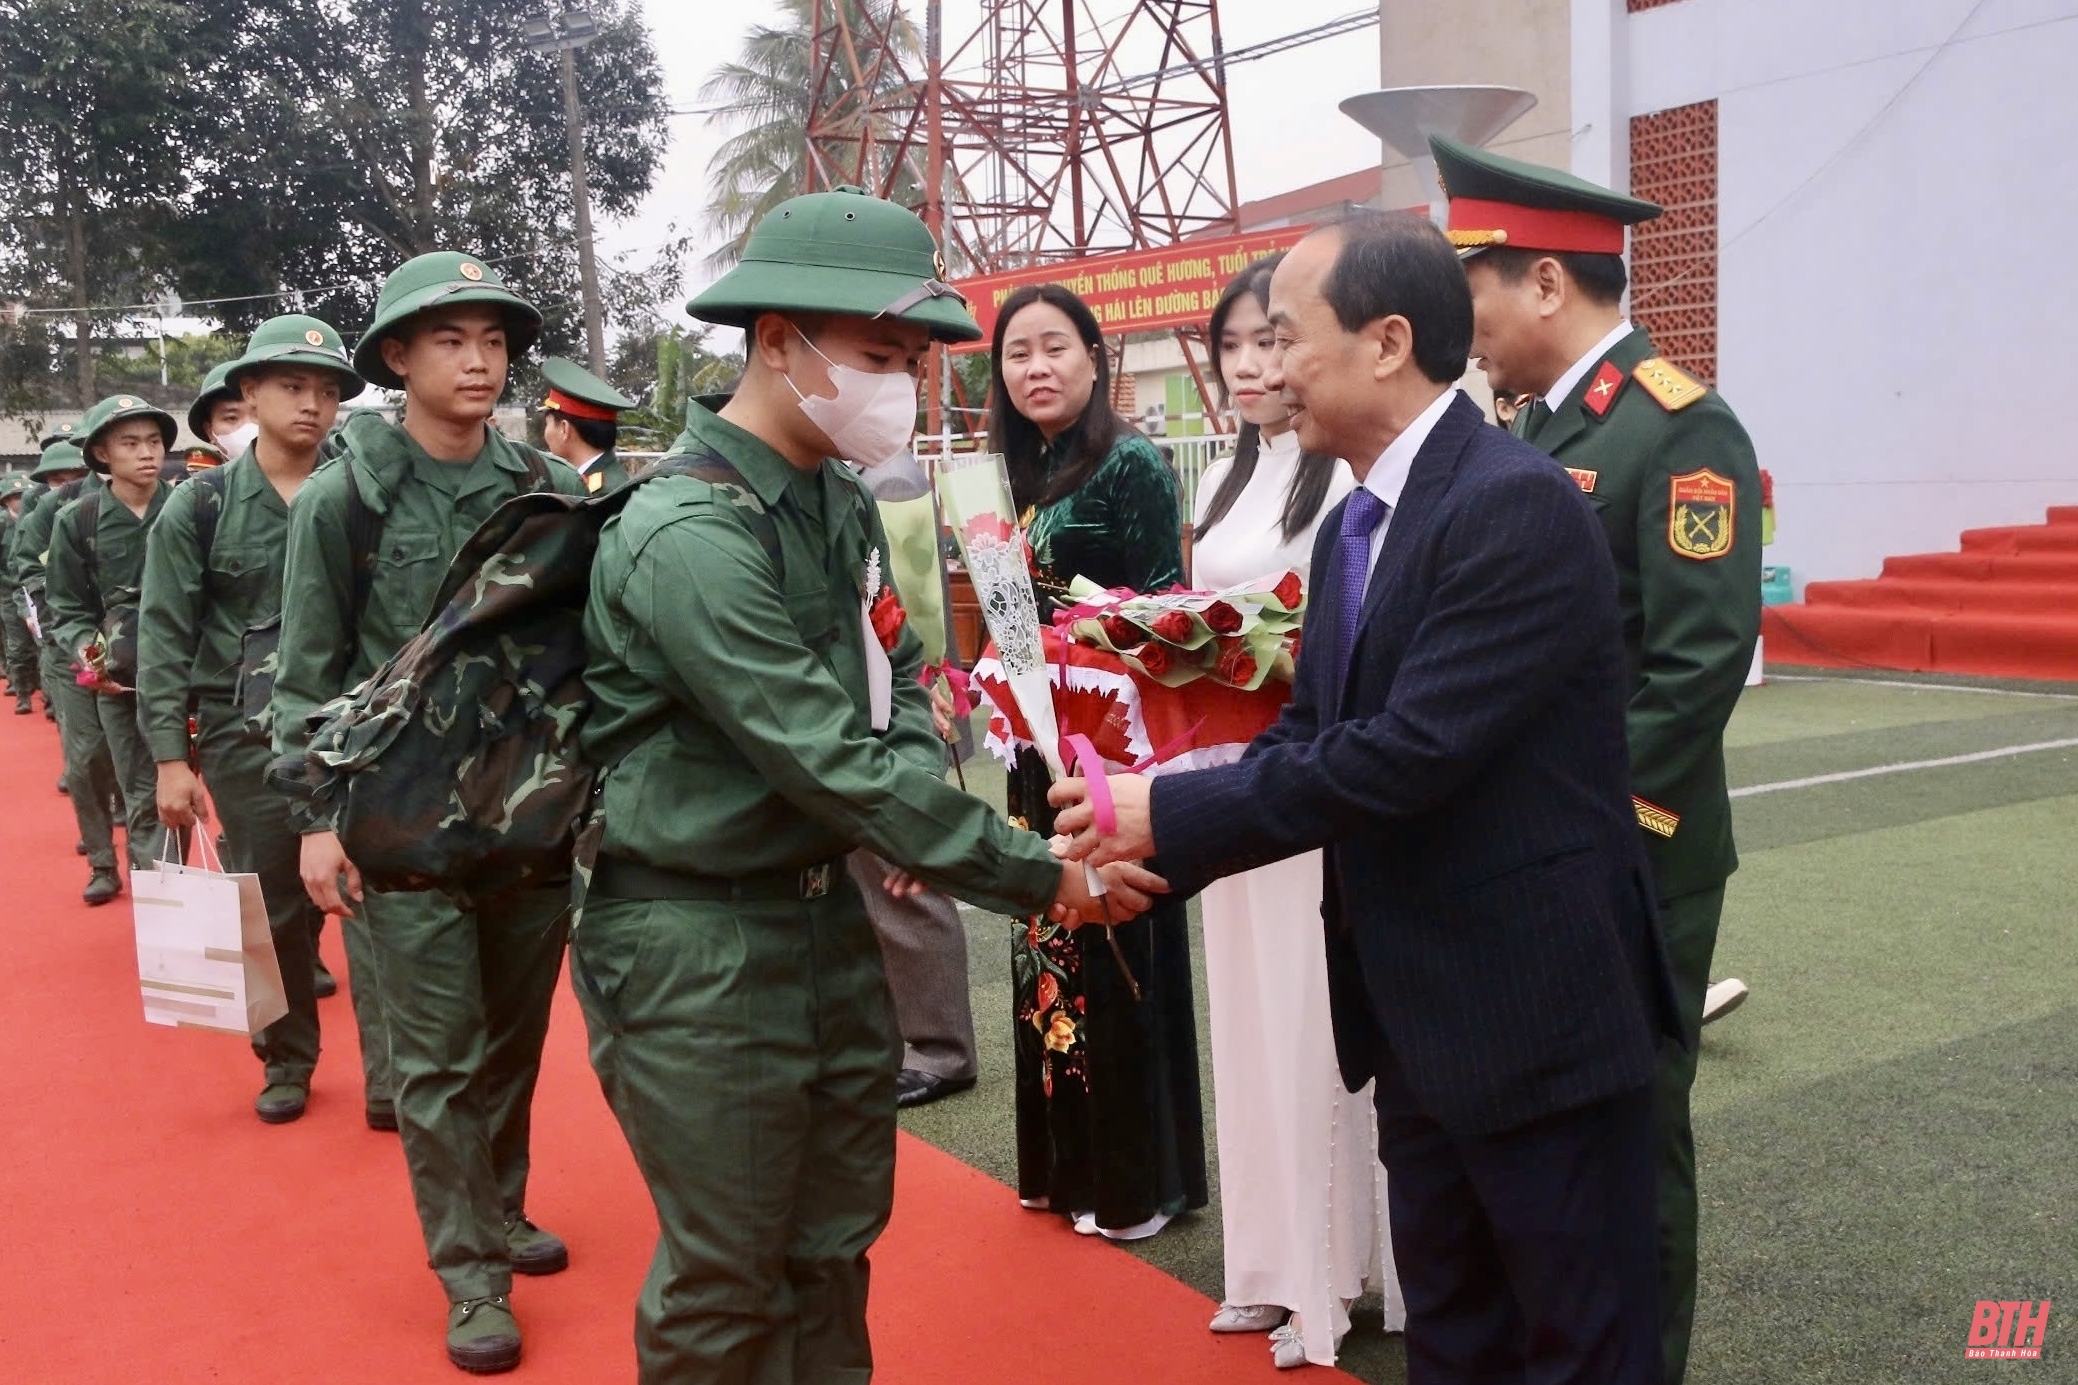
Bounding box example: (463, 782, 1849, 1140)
(1543, 319, 1634, 413)
(1358, 387, 1462, 590)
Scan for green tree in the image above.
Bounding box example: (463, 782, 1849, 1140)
(0, 0, 214, 405)
(166, 0, 675, 358)
(607, 324, 743, 448)
(701, 0, 920, 270)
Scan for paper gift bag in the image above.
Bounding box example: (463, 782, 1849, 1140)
(133, 833, 288, 1036)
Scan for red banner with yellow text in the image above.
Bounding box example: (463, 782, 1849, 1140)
(950, 226, 1310, 350)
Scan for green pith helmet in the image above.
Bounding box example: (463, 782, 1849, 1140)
(353, 251, 543, 391)
(2, 472, 29, 500)
(1430, 133, 1662, 260)
(187, 361, 241, 442)
(79, 393, 178, 471)
(688, 186, 979, 343)
(227, 313, 365, 400)
(31, 440, 88, 480)
(37, 421, 76, 449)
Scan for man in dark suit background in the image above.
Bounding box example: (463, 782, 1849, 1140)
(1052, 211, 1679, 1385)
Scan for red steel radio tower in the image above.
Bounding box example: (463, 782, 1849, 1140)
(802, 0, 1241, 429)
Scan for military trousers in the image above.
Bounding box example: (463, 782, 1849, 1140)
(194, 701, 330, 1089)
(43, 643, 120, 869)
(96, 691, 161, 867)
(1654, 882, 1726, 1385)
(572, 881, 900, 1385)
(2, 593, 38, 697)
(361, 885, 568, 1302)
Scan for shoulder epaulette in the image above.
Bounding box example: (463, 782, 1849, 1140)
(1633, 357, 1709, 412)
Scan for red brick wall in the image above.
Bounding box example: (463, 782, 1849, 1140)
(1628, 99, 1719, 383)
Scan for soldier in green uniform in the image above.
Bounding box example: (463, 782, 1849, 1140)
(537, 355, 636, 493)
(14, 443, 99, 746)
(1433, 133, 1763, 1385)
(18, 440, 129, 900)
(2, 473, 41, 714)
(140, 314, 378, 1125)
(574, 186, 1140, 1384)
(47, 396, 177, 880)
(269, 252, 582, 1375)
(189, 359, 254, 455)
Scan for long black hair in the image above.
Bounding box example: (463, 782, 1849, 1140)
(1195, 253, 1340, 543)
(987, 284, 1131, 512)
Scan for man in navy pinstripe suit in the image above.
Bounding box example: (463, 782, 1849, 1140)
(1054, 212, 1680, 1384)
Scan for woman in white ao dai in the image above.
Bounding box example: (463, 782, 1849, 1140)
(1191, 255, 1405, 1370)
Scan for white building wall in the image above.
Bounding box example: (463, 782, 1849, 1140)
(1580, 0, 2078, 585)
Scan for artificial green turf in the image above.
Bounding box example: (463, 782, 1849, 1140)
(900, 683, 2078, 1383)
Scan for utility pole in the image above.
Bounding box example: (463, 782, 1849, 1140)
(522, 8, 607, 375)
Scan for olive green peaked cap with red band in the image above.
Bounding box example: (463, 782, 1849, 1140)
(688, 186, 980, 343)
(353, 251, 544, 390)
(1429, 133, 1662, 258)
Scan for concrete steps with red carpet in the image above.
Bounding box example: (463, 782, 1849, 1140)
(1763, 504, 2078, 680)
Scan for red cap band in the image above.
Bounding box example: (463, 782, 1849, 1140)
(1449, 197, 1628, 255)
(542, 388, 620, 422)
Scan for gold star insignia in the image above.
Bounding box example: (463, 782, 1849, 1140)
(305, 329, 325, 346)
(459, 262, 484, 282)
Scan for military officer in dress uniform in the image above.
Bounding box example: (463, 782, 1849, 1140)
(270, 252, 582, 1376)
(573, 186, 1143, 1384)
(1432, 133, 1762, 1385)
(537, 355, 635, 493)
(140, 314, 378, 1125)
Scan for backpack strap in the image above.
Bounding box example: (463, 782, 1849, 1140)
(341, 458, 383, 630)
(76, 487, 104, 594)
(190, 464, 232, 570)
(670, 453, 783, 579)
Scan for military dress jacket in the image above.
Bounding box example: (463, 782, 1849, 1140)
(137, 449, 292, 762)
(581, 403, 1062, 918)
(46, 481, 171, 657)
(270, 414, 585, 828)
(1516, 326, 1761, 899)
(580, 449, 634, 495)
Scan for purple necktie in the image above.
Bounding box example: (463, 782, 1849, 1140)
(1335, 487, 1389, 688)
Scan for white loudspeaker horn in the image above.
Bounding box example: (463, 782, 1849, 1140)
(1338, 85, 1538, 228)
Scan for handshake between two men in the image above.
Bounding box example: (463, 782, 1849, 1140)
(1041, 772, 1161, 928)
(872, 767, 1161, 927)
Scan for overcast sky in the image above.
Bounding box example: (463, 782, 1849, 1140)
(603, 0, 1389, 322)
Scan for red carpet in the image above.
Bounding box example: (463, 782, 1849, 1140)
(0, 705, 1321, 1383)
(1762, 504, 2078, 679)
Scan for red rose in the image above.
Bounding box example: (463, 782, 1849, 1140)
(1152, 610, 1194, 642)
(1215, 642, 1259, 687)
(1204, 600, 1242, 634)
(1273, 570, 1303, 609)
(1136, 642, 1175, 676)
(1100, 615, 1142, 648)
(869, 587, 906, 651)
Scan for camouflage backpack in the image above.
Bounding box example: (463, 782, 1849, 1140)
(270, 444, 780, 902)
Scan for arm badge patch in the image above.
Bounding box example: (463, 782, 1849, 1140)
(1668, 468, 1735, 560)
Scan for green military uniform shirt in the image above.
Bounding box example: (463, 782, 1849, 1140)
(1517, 326, 1761, 899)
(46, 481, 171, 655)
(9, 478, 81, 597)
(271, 413, 585, 825)
(583, 403, 1061, 917)
(137, 449, 290, 762)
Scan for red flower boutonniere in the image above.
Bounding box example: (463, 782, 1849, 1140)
(869, 586, 906, 652)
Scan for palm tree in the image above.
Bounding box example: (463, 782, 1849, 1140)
(701, 0, 921, 270)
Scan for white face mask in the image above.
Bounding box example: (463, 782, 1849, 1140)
(785, 329, 919, 468)
(216, 420, 260, 456)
